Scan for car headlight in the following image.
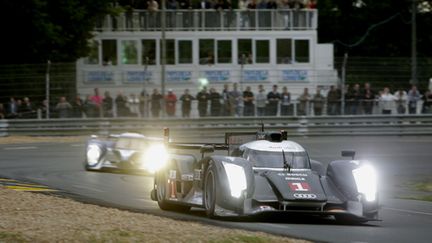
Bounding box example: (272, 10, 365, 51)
(86, 144, 101, 166)
(142, 143, 168, 173)
(352, 164, 377, 202)
(222, 162, 247, 198)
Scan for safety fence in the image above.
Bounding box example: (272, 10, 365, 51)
(1, 115, 432, 138)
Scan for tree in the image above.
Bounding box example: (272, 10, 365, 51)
(1, 0, 115, 64)
(318, 0, 432, 57)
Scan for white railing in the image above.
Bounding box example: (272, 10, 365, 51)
(95, 9, 317, 32)
(2, 115, 432, 137)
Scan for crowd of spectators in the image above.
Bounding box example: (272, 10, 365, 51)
(1, 83, 432, 120)
(118, 0, 317, 11)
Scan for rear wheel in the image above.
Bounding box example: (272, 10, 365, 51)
(156, 171, 190, 212)
(204, 162, 217, 218)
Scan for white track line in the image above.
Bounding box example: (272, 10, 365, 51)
(3, 146, 37, 150)
(70, 144, 84, 147)
(383, 207, 432, 216)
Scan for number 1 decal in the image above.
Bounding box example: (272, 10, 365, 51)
(289, 182, 311, 191)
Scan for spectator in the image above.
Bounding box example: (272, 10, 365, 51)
(247, 0, 257, 29)
(180, 89, 195, 118)
(39, 99, 49, 119)
(280, 86, 292, 116)
(21, 97, 35, 118)
(379, 87, 396, 114)
(327, 85, 340, 115)
(84, 95, 97, 117)
(103, 91, 114, 117)
(196, 86, 209, 117)
(0, 103, 5, 119)
(178, 0, 192, 28)
(256, 85, 267, 116)
(71, 95, 84, 118)
(362, 82, 375, 115)
(394, 89, 407, 114)
(6, 97, 18, 119)
(238, 0, 249, 28)
(267, 0, 277, 9)
(349, 83, 362, 115)
(298, 87, 311, 116)
(209, 87, 222, 116)
(312, 88, 325, 116)
(55, 96, 72, 118)
(229, 83, 243, 117)
(195, 0, 213, 9)
(166, 0, 178, 27)
(127, 93, 140, 117)
(243, 86, 255, 116)
(147, 0, 159, 29)
(421, 89, 432, 114)
(266, 84, 280, 116)
(151, 89, 163, 118)
(16, 99, 24, 118)
(221, 84, 231, 116)
(90, 88, 103, 117)
(115, 92, 128, 117)
(139, 90, 149, 117)
(307, 0, 317, 9)
(165, 89, 177, 117)
(407, 85, 421, 114)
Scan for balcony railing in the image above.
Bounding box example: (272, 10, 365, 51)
(95, 9, 317, 32)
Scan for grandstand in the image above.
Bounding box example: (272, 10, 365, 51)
(76, 7, 338, 97)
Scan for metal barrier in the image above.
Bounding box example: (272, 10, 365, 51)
(1, 115, 432, 138)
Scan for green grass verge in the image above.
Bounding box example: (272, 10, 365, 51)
(0, 231, 27, 243)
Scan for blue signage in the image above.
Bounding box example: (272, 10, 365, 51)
(243, 70, 268, 82)
(204, 70, 230, 82)
(86, 71, 114, 83)
(281, 70, 308, 82)
(125, 71, 152, 83)
(166, 71, 192, 83)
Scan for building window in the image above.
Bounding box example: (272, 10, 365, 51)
(217, 40, 232, 64)
(142, 39, 156, 65)
(160, 39, 175, 65)
(295, 39, 310, 63)
(102, 39, 117, 65)
(178, 40, 193, 64)
(238, 39, 252, 64)
(84, 40, 99, 65)
(256, 40, 269, 63)
(121, 40, 138, 65)
(199, 39, 215, 65)
(276, 39, 292, 64)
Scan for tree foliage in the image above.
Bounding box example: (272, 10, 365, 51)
(318, 0, 432, 57)
(1, 0, 114, 64)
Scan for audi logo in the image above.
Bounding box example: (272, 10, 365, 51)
(293, 193, 317, 199)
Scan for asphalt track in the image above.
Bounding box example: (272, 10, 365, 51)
(1, 136, 432, 243)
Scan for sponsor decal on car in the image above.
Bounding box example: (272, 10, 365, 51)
(289, 182, 311, 191)
(293, 193, 317, 199)
(284, 177, 306, 181)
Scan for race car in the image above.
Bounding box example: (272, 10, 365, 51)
(150, 128, 379, 223)
(84, 132, 168, 174)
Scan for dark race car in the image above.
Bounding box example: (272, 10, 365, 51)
(151, 129, 379, 223)
(84, 132, 168, 174)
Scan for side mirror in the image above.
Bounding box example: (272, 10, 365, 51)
(341, 150, 356, 159)
(200, 145, 215, 154)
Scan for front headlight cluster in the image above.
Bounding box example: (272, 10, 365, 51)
(352, 164, 377, 202)
(141, 143, 169, 174)
(222, 162, 247, 198)
(86, 144, 101, 166)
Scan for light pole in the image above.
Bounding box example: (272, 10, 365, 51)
(161, 0, 166, 116)
(411, 0, 418, 85)
(45, 60, 51, 119)
(341, 52, 348, 115)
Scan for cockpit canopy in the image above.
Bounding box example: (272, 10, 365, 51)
(240, 140, 311, 169)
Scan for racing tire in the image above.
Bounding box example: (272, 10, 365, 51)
(204, 162, 217, 218)
(155, 171, 190, 212)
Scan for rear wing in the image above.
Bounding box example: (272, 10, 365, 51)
(163, 128, 260, 155)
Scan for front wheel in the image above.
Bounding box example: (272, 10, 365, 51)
(155, 171, 190, 212)
(204, 162, 217, 218)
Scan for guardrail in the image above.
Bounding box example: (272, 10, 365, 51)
(1, 115, 432, 138)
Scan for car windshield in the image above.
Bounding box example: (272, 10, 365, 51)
(116, 138, 149, 150)
(243, 149, 310, 169)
